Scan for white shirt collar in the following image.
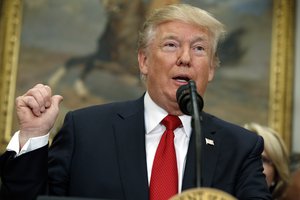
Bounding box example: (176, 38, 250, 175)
(144, 92, 192, 138)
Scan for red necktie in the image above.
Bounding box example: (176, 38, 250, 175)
(149, 114, 182, 200)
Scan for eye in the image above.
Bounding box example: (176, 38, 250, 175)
(195, 46, 204, 51)
(262, 155, 273, 166)
(193, 45, 205, 52)
(167, 42, 176, 47)
(193, 44, 206, 56)
(161, 41, 178, 51)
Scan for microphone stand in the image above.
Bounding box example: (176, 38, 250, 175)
(188, 80, 202, 188)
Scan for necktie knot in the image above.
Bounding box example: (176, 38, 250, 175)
(161, 114, 181, 131)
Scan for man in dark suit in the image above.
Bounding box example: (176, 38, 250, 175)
(0, 4, 271, 200)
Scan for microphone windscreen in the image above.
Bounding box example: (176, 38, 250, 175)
(176, 81, 204, 115)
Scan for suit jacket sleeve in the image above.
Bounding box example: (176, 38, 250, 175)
(234, 135, 271, 199)
(0, 111, 76, 200)
(0, 145, 48, 200)
(0, 109, 91, 200)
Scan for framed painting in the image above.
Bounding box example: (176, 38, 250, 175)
(0, 0, 295, 152)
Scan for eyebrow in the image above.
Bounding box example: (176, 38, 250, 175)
(161, 34, 209, 44)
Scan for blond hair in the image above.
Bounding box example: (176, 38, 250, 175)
(244, 122, 290, 199)
(138, 3, 226, 68)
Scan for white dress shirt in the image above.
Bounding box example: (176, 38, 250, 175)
(144, 92, 192, 192)
(7, 92, 192, 191)
(7, 131, 49, 156)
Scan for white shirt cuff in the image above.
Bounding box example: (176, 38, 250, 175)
(7, 131, 49, 156)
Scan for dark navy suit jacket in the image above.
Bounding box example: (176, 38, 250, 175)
(0, 96, 271, 200)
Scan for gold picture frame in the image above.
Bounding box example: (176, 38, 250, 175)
(0, 0, 22, 152)
(268, 0, 295, 152)
(0, 0, 295, 153)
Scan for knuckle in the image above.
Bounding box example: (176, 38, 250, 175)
(15, 96, 23, 106)
(35, 83, 44, 88)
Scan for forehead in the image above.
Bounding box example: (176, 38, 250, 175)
(155, 20, 211, 41)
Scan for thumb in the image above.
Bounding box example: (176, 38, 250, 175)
(51, 95, 63, 108)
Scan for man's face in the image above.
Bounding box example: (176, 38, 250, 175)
(138, 20, 215, 115)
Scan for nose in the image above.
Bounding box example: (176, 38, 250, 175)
(176, 46, 191, 67)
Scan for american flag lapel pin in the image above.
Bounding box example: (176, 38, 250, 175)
(205, 138, 214, 146)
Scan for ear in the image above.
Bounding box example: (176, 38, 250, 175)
(208, 65, 215, 82)
(138, 50, 149, 75)
(208, 55, 217, 81)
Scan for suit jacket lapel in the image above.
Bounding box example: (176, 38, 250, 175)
(113, 96, 149, 200)
(182, 112, 220, 190)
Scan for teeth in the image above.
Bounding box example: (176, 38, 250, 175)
(174, 76, 190, 82)
(176, 79, 188, 83)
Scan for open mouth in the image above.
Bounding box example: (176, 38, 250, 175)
(173, 76, 191, 83)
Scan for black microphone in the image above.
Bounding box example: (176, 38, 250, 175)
(176, 80, 204, 188)
(176, 80, 204, 115)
